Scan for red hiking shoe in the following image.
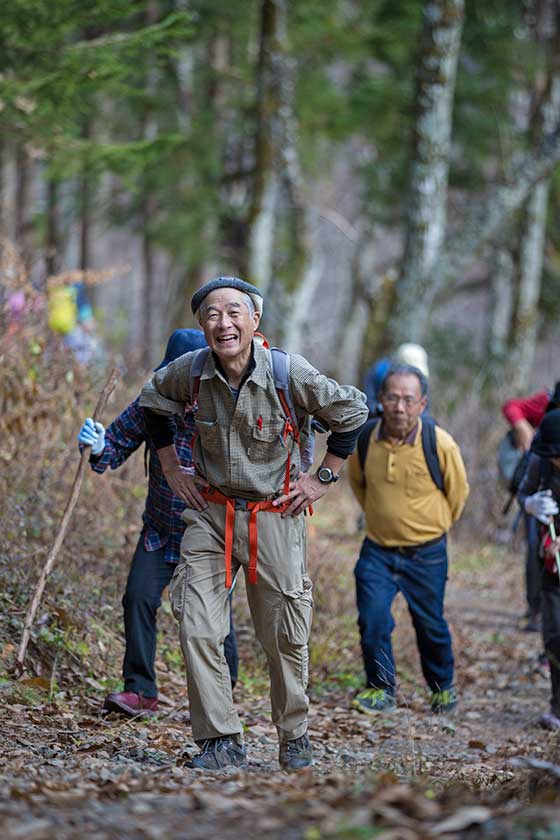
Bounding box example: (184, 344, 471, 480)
(103, 691, 158, 718)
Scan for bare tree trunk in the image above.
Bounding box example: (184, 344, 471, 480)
(140, 199, 157, 367)
(247, 0, 318, 349)
(2, 141, 35, 272)
(487, 246, 515, 359)
(0, 139, 15, 241)
(282, 245, 322, 354)
(79, 120, 92, 273)
(15, 145, 32, 264)
(509, 8, 560, 388)
(45, 176, 61, 277)
(165, 16, 228, 326)
(388, 0, 464, 345)
(510, 180, 551, 388)
(246, 0, 284, 299)
(140, 0, 159, 368)
(276, 61, 317, 350)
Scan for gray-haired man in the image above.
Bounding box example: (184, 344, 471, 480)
(140, 276, 368, 771)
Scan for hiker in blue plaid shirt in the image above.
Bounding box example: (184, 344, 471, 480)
(78, 329, 238, 717)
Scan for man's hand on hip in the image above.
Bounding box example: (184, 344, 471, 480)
(166, 466, 209, 510)
(156, 444, 209, 510)
(273, 472, 329, 517)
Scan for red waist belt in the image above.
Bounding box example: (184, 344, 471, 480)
(201, 487, 290, 588)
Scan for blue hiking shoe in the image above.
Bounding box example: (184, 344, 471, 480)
(430, 687, 457, 714)
(352, 688, 396, 715)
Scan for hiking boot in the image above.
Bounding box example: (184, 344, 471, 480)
(540, 711, 560, 731)
(187, 737, 247, 771)
(352, 688, 396, 715)
(278, 734, 313, 771)
(430, 687, 457, 715)
(104, 691, 158, 718)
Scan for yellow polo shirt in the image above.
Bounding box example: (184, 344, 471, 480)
(348, 419, 469, 547)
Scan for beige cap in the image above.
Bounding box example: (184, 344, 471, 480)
(394, 343, 429, 377)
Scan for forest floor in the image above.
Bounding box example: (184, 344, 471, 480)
(2, 483, 560, 838)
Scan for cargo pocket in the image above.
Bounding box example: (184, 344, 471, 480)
(169, 562, 188, 623)
(281, 576, 313, 646)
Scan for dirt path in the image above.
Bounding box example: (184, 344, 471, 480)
(0, 500, 557, 838)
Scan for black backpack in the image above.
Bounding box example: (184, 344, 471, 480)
(357, 417, 445, 494)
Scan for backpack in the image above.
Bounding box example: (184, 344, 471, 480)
(189, 346, 324, 472)
(357, 416, 445, 494)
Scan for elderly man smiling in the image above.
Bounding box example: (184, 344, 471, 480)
(140, 276, 368, 771)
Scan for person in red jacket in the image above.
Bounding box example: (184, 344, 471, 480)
(502, 389, 557, 452)
(502, 382, 560, 630)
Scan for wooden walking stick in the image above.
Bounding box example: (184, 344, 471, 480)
(15, 367, 119, 675)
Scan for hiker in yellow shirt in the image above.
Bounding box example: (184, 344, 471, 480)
(348, 363, 469, 716)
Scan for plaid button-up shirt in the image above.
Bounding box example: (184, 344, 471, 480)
(140, 341, 368, 500)
(90, 396, 195, 563)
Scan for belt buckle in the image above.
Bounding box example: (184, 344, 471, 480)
(234, 498, 250, 511)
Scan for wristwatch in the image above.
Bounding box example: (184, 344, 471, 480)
(317, 465, 340, 484)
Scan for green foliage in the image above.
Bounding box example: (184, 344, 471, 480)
(294, 0, 423, 219)
(453, 1, 537, 189)
(0, 0, 557, 317)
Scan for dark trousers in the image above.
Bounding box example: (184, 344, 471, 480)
(354, 536, 454, 694)
(542, 569, 560, 716)
(524, 513, 542, 616)
(123, 535, 238, 698)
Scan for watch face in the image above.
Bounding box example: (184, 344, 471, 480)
(318, 467, 333, 483)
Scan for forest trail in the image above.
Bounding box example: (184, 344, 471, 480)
(0, 495, 557, 838)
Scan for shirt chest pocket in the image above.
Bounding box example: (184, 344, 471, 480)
(405, 463, 432, 498)
(194, 417, 220, 451)
(246, 418, 288, 464)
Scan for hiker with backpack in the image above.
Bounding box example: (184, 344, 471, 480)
(348, 363, 469, 716)
(501, 381, 560, 631)
(517, 409, 560, 730)
(77, 329, 239, 718)
(363, 344, 429, 420)
(140, 276, 368, 771)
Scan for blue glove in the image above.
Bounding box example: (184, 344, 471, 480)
(78, 417, 106, 456)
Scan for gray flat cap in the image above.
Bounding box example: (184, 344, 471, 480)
(191, 276, 263, 316)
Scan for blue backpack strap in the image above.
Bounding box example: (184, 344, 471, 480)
(421, 418, 444, 493)
(270, 348, 298, 427)
(189, 346, 211, 405)
(270, 347, 320, 472)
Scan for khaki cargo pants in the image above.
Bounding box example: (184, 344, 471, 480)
(169, 501, 313, 744)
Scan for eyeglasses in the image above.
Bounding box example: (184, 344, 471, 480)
(382, 394, 424, 409)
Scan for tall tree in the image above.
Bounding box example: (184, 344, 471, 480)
(387, 0, 465, 346)
(139, 0, 160, 367)
(487, 246, 514, 360)
(246, 0, 284, 299)
(509, 2, 560, 388)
